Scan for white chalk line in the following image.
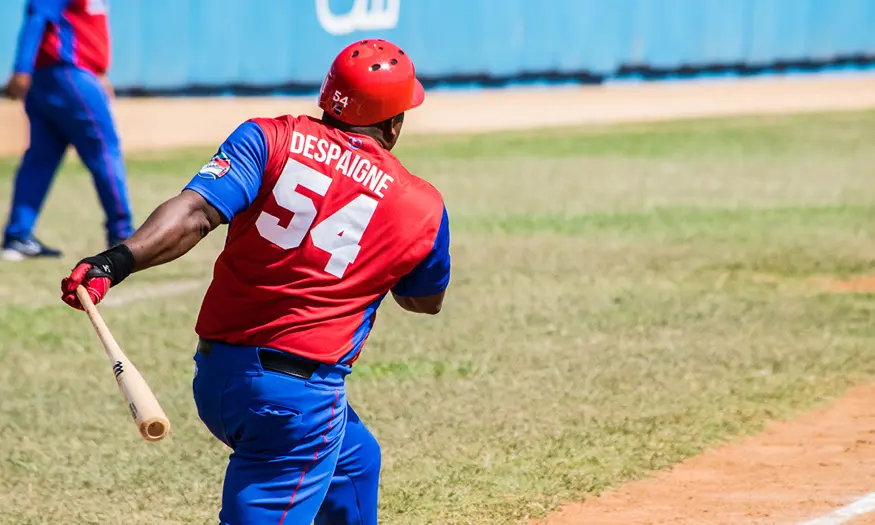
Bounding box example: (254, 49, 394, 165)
(797, 492, 875, 525)
(10, 278, 208, 310)
(100, 279, 207, 307)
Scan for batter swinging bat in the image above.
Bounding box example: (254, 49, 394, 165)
(75, 285, 170, 442)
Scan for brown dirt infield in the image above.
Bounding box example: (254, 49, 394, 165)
(817, 275, 875, 294)
(1, 74, 875, 156)
(539, 274, 875, 524)
(536, 383, 875, 525)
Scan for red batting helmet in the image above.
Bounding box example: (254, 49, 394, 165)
(318, 39, 425, 126)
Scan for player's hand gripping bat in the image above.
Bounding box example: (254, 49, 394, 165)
(75, 285, 170, 442)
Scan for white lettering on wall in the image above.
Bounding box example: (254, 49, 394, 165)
(316, 0, 401, 36)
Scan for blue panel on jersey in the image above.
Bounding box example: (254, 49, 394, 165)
(12, 0, 66, 73)
(338, 293, 388, 365)
(392, 206, 451, 298)
(57, 13, 74, 64)
(184, 120, 267, 222)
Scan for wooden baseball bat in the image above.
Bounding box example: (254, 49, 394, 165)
(76, 285, 171, 442)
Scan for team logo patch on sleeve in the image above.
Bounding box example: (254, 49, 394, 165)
(197, 151, 231, 179)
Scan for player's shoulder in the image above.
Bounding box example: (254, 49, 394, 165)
(384, 163, 447, 257)
(387, 159, 445, 223)
(246, 114, 295, 135)
(252, 114, 341, 140)
(242, 115, 319, 151)
(378, 148, 441, 204)
(403, 169, 444, 208)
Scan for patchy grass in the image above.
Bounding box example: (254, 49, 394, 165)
(0, 111, 874, 524)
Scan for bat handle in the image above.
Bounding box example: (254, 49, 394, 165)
(76, 286, 115, 346)
(76, 285, 98, 313)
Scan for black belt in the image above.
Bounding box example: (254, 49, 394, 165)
(197, 339, 320, 380)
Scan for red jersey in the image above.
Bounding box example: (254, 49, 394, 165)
(34, 0, 110, 75)
(186, 115, 451, 365)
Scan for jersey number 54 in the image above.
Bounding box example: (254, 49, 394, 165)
(256, 160, 377, 278)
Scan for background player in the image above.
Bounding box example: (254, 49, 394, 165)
(60, 39, 450, 524)
(3, 0, 134, 260)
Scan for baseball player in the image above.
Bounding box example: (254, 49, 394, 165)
(61, 39, 449, 525)
(3, 0, 134, 260)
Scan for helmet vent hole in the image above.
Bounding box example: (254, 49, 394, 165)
(360, 40, 368, 45)
(370, 64, 380, 71)
(379, 46, 384, 50)
(390, 58, 398, 65)
(398, 50, 405, 55)
(352, 50, 359, 58)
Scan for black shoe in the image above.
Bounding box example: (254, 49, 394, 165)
(2, 236, 63, 260)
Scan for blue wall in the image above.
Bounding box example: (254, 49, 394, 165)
(1, 0, 874, 92)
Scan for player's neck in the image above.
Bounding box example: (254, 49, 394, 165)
(346, 128, 389, 149)
(321, 114, 391, 150)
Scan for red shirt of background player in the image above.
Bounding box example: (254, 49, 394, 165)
(35, 0, 110, 75)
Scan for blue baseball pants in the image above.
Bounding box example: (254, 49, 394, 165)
(4, 64, 134, 245)
(192, 341, 381, 525)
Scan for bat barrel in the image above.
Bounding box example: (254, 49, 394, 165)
(76, 285, 172, 443)
(140, 418, 170, 442)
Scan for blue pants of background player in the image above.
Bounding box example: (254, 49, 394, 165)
(193, 341, 381, 525)
(4, 64, 134, 245)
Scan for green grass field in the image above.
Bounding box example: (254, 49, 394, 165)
(1, 110, 874, 524)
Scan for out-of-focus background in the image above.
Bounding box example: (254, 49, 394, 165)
(4, 0, 875, 89)
(1, 2, 875, 525)
(1, 0, 875, 153)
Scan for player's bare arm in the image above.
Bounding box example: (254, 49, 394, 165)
(392, 291, 445, 315)
(59, 115, 268, 309)
(59, 189, 223, 309)
(125, 189, 223, 271)
(4, 73, 31, 100)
